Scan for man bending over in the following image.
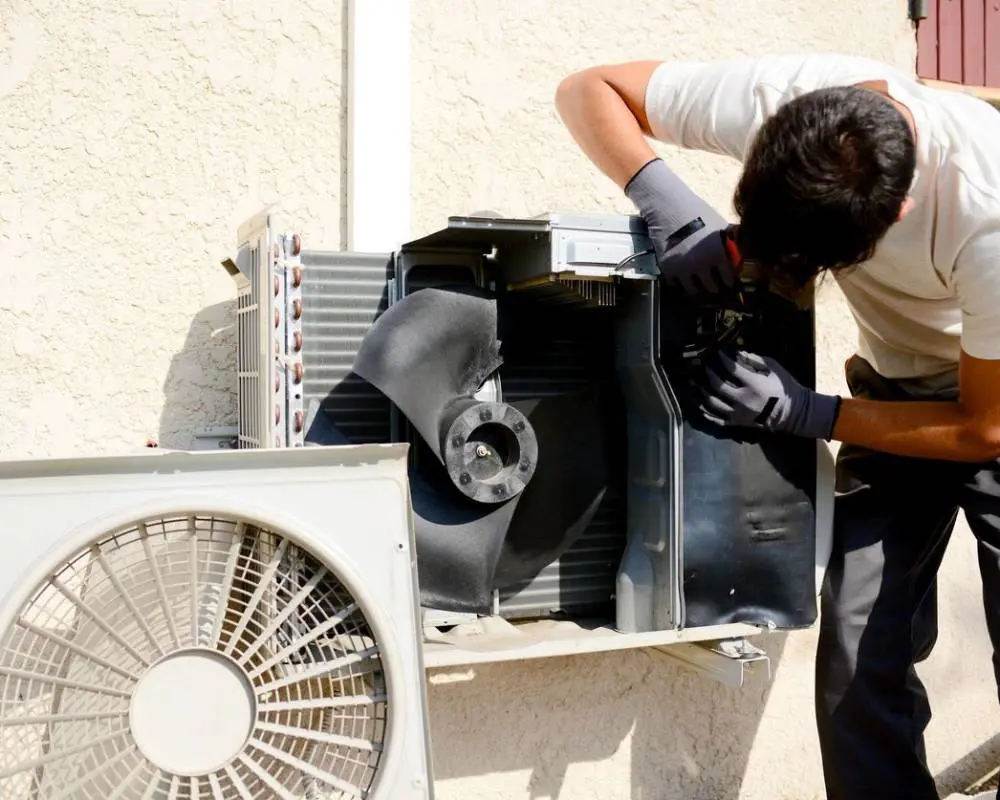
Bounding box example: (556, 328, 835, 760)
(555, 53, 1000, 800)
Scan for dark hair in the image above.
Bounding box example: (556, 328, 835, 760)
(732, 85, 916, 294)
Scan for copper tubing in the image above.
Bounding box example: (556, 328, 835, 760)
(292, 266, 302, 288)
(293, 331, 302, 352)
(293, 362, 304, 383)
(294, 410, 304, 432)
(292, 299, 302, 319)
(275, 405, 281, 424)
(291, 233, 302, 256)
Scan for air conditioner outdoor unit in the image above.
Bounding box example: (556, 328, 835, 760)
(224, 209, 834, 672)
(0, 445, 434, 798)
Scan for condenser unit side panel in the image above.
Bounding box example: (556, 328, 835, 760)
(299, 250, 395, 446)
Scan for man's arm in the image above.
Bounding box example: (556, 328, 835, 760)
(554, 61, 663, 189)
(555, 61, 741, 294)
(836, 225, 1000, 461)
(832, 350, 1000, 462)
(699, 214, 1000, 462)
(701, 347, 1000, 464)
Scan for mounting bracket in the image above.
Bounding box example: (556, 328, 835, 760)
(653, 636, 771, 687)
(192, 426, 238, 450)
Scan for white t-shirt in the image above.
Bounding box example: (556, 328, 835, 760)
(644, 53, 1000, 379)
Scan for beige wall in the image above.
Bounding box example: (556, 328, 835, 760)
(0, 0, 346, 456)
(0, 0, 997, 797)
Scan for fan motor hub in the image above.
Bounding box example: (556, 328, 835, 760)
(129, 648, 256, 777)
(443, 400, 538, 503)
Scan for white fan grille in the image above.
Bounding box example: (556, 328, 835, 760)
(0, 514, 389, 799)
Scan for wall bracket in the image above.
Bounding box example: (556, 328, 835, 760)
(653, 637, 771, 687)
(192, 426, 238, 450)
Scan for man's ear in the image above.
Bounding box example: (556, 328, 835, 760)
(898, 196, 915, 221)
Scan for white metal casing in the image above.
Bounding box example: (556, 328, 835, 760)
(0, 444, 434, 799)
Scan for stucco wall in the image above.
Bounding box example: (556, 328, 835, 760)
(0, 0, 346, 457)
(0, 0, 997, 798)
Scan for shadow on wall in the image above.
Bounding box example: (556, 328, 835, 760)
(158, 300, 238, 450)
(427, 634, 788, 800)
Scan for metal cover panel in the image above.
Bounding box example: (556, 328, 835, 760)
(400, 214, 552, 252)
(400, 212, 648, 254)
(544, 211, 649, 236)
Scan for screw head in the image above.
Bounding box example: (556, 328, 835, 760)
(475, 445, 489, 458)
(451, 435, 464, 448)
(459, 472, 471, 485)
(512, 420, 525, 433)
(479, 409, 492, 422)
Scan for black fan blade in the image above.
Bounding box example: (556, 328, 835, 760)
(409, 463, 522, 614)
(352, 286, 614, 610)
(302, 402, 521, 613)
(354, 286, 538, 504)
(491, 385, 610, 588)
(412, 385, 612, 610)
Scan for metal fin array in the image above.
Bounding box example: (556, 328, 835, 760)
(507, 275, 617, 307)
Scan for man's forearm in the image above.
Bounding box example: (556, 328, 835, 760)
(833, 396, 1000, 462)
(554, 69, 658, 189)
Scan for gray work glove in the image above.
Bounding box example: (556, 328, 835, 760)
(624, 157, 736, 294)
(699, 350, 841, 440)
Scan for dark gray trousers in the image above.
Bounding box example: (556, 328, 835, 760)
(815, 355, 1000, 800)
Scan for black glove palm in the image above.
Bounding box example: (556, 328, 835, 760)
(699, 350, 841, 441)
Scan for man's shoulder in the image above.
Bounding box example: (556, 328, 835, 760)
(649, 52, 908, 96)
(919, 89, 1000, 225)
(643, 52, 911, 159)
(742, 51, 905, 83)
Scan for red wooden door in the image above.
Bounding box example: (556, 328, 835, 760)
(917, 0, 1000, 87)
